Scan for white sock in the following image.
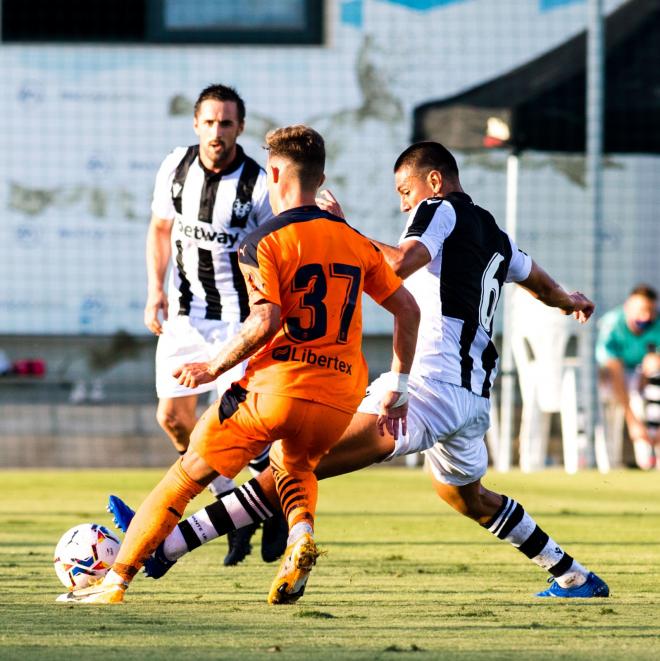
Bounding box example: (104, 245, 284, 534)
(103, 568, 128, 587)
(162, 525, 190, 562)
(633, 439, 655, 470)
(247, 446, 271, 476)
(555, 560, 589, 588)
(207, 475, 236, 498)
(485, 495, 590, 588)
(288, 521, 313, 545)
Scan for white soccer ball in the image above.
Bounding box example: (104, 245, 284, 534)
(53, 523, 121, 590)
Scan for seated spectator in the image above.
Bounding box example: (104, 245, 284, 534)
(596, 285, 660, 469)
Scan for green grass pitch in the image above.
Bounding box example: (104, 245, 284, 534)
(1, 467, 660, 660)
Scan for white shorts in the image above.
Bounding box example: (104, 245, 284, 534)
(358, 373, 491, 486)
(155, 316, 246, 400)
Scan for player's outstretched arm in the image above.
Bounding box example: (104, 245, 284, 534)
(376, 285, 420, 438)
(518, 260, 595, 323)
(173, 299, 281, 388)
(370, 238, 432, 280)
(144, 214, 173, 335)
(316, 189, 431, 280)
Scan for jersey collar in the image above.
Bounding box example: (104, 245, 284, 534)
(277, 205, 346, 223)
(443, 191, 473, 205)
(199, 144, 246, 180)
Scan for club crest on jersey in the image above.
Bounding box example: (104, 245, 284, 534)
(232, 199, 252, 220)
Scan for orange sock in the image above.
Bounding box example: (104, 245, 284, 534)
(112, 459, 205, 581)
(272, 462, 318, 530)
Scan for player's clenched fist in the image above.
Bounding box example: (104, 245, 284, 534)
(567, 291, 595, 323)
(173, 362, 217, 388)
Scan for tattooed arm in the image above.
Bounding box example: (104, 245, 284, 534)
(173, 299, 281, 389)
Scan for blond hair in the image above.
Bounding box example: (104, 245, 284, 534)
(265, 125, 325, 190)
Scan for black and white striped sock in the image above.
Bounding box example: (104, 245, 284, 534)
(162, 477, 276, 561)
(206, 475, 236, 498)
(483, 495, 588, 588)
(247, 446, 271, 476)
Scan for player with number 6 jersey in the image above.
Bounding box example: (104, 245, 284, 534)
(400, 191, 529, 398)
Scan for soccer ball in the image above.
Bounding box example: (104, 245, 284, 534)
(53, 523, 121, 590)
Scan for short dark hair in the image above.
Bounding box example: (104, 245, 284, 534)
(394, 141, 459, 180)
(265, 125, 325, 191)
(629, 284, 658, 301)
(194, 84, 245, 123)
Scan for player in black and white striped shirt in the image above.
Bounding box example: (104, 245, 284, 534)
(114, 141, 608, 598)
(139, 84, 287, 566)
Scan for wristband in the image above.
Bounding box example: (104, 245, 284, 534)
(390, 391, 409, 408)
(381, 371, 409, 393)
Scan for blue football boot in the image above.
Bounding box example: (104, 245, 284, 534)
(143, 542, 177, 579)
(107, 495, 176, 579)
(536, 572, 609, 598)
(107, 495, 136, 533)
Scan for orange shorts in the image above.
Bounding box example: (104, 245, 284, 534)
(189, 384, 353, 479)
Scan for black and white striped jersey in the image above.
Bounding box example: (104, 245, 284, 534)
(401, 192, 531, 398)
(151, 144, 274, 323)
(643, 371, 660, 429)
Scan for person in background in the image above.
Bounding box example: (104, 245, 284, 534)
(597, 285, 660, 469)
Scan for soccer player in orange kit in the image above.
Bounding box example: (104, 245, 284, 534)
(57, 125, 419, 605)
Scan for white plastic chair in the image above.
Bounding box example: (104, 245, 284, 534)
(511, 288, 584, 473)
(594, 393, 625, 472)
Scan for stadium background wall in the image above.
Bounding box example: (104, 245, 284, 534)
(0, 0, 657, 465)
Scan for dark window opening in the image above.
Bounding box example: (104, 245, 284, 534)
(2, 0, 324, 45)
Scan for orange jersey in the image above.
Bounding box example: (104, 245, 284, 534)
(237, 205, 401, 413)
